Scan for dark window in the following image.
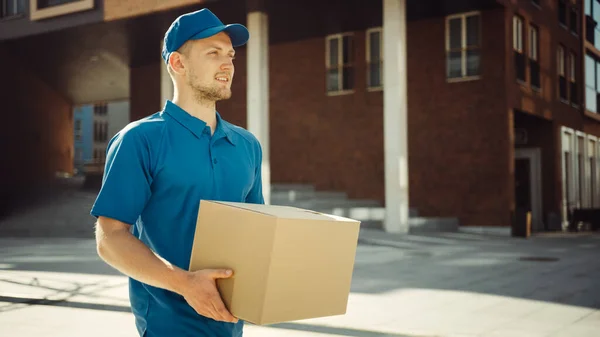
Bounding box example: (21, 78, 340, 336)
(447, 13, 481, 79)
(569, 51, 578, 106)
(570, 7, 579, 35)
(559, 45, 568, 101)
(559, 0, 567, 26)
(530, 25, 541, 89)
(514, 16, 526, 82)
(367, 29, 382, 88)
(1, 0, 25, 18)
(37, 0, 80, 9)
(327, 34, 354, 92)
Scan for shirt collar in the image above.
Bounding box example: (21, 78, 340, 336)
(163, 100, 235, 145)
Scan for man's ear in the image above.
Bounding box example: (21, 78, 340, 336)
(169, 52, 186, 75)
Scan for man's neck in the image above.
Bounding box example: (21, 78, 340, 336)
(172, 95, 217, 134)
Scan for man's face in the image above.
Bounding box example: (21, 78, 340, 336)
(181, 32, 235, 103)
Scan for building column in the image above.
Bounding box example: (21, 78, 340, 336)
(383, 0, 409, 233)
(247, 4, 271, 205)
(161, 59, 174, 108)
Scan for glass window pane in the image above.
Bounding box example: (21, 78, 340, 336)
(589, 87, 598, 112)
(586, 55, 596, 87)
(342, 66, 354, 90)
(328, 38, 339, 67)
(466, 49, 480, 76)
(466, 15, 480, 47)
(369, 62, 382, 87)
(595, 0, 600, 22)
(596, 61, 600, 91)
(369, 31, 381, 61)
(447, 51, 463, 78)
(342, 35, 353, 64)
(327, 68, 339, 92)
(449, 18, 462, 50)
(586, 0, 592, 16)
(530, 27, 538, 60)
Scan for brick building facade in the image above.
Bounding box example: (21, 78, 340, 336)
(1, 0, 599, 231)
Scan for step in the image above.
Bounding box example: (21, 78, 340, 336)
(270, 190, 347, 203)
(270, 184, 315, 193)
(408, 217, 459, 233)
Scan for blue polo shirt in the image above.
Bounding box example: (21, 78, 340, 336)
(90, 100, 264, 337)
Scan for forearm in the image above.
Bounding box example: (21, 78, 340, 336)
(96, 226, 189, 295)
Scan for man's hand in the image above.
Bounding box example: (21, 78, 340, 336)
(181, 269, 238, 323)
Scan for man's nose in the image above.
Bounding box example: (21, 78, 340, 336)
(220, 58, 233, 70)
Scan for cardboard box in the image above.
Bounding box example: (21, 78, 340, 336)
(188, 200, 361, 325)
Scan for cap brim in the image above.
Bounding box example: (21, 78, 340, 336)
(190, 24, 250, 47)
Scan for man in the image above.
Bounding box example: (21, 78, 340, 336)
(90, 8, 263, 337)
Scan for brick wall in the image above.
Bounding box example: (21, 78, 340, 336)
(130, 62, 162, 122)
(0, 46, 73, 214)
(219, 8, 512, 227)
(407, 9, 510, 227)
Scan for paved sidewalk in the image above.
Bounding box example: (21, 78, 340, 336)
(1, 230, 599, 337)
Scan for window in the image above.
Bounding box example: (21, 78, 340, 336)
(570, 51, 578, 106)
(446, 12, 481, 79)
(585, 53, 600, 113)
(326, 33, 354, 93)
(94, 103, 107, 116)
(559, 45, 568, 101)
(585, 0, 600, 48)
(74, 119, 81, 141)
(38, 0, 81, 9)
(570, 6, 579, 35)
(514, 15, 526, 82)
(530, 25, 541, 89)
(1, 0, 25, 18)
(559, 0, 567, 26)
(366, 28, 383, 89)
(588, 138, 598, 207)
(93, 121, 108, 142)
(30, 0, 93, 21)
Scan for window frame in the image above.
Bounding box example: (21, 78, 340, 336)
(569, 50, 578, 107)
(445, 11, 482, 82)
(0, 0, 25, 19)
(530, 23, 541, 90)
(29, 0, 94, 21)
(366, 27, 383, 91)
(325, 32, 355, 95)
(558, 45, 570, 103)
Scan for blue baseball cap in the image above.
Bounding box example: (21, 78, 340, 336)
(162, 8, 250, 64)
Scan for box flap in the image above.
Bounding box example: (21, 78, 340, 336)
(207, 201, 359, 222)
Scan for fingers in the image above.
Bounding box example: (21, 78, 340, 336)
(211, 296, 238, 323)
(206, 269, 234, 279)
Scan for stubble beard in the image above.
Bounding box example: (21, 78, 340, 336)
(187, 69, 232, 105)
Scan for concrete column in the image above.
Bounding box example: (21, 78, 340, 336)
(383, 0, 409, 233)
(160, 59, 174, 108)
(247, 10, 271, 205)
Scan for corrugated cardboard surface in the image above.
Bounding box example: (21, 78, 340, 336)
(189, 200, 360, 325)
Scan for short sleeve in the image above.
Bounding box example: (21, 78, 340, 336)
(245, 141, 265, 205)
(90, 128, 153, 225)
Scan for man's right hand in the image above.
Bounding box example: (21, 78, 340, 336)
(181, 269, 238, 323)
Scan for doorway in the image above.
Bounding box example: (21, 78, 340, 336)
(515, 148, 543, 232)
